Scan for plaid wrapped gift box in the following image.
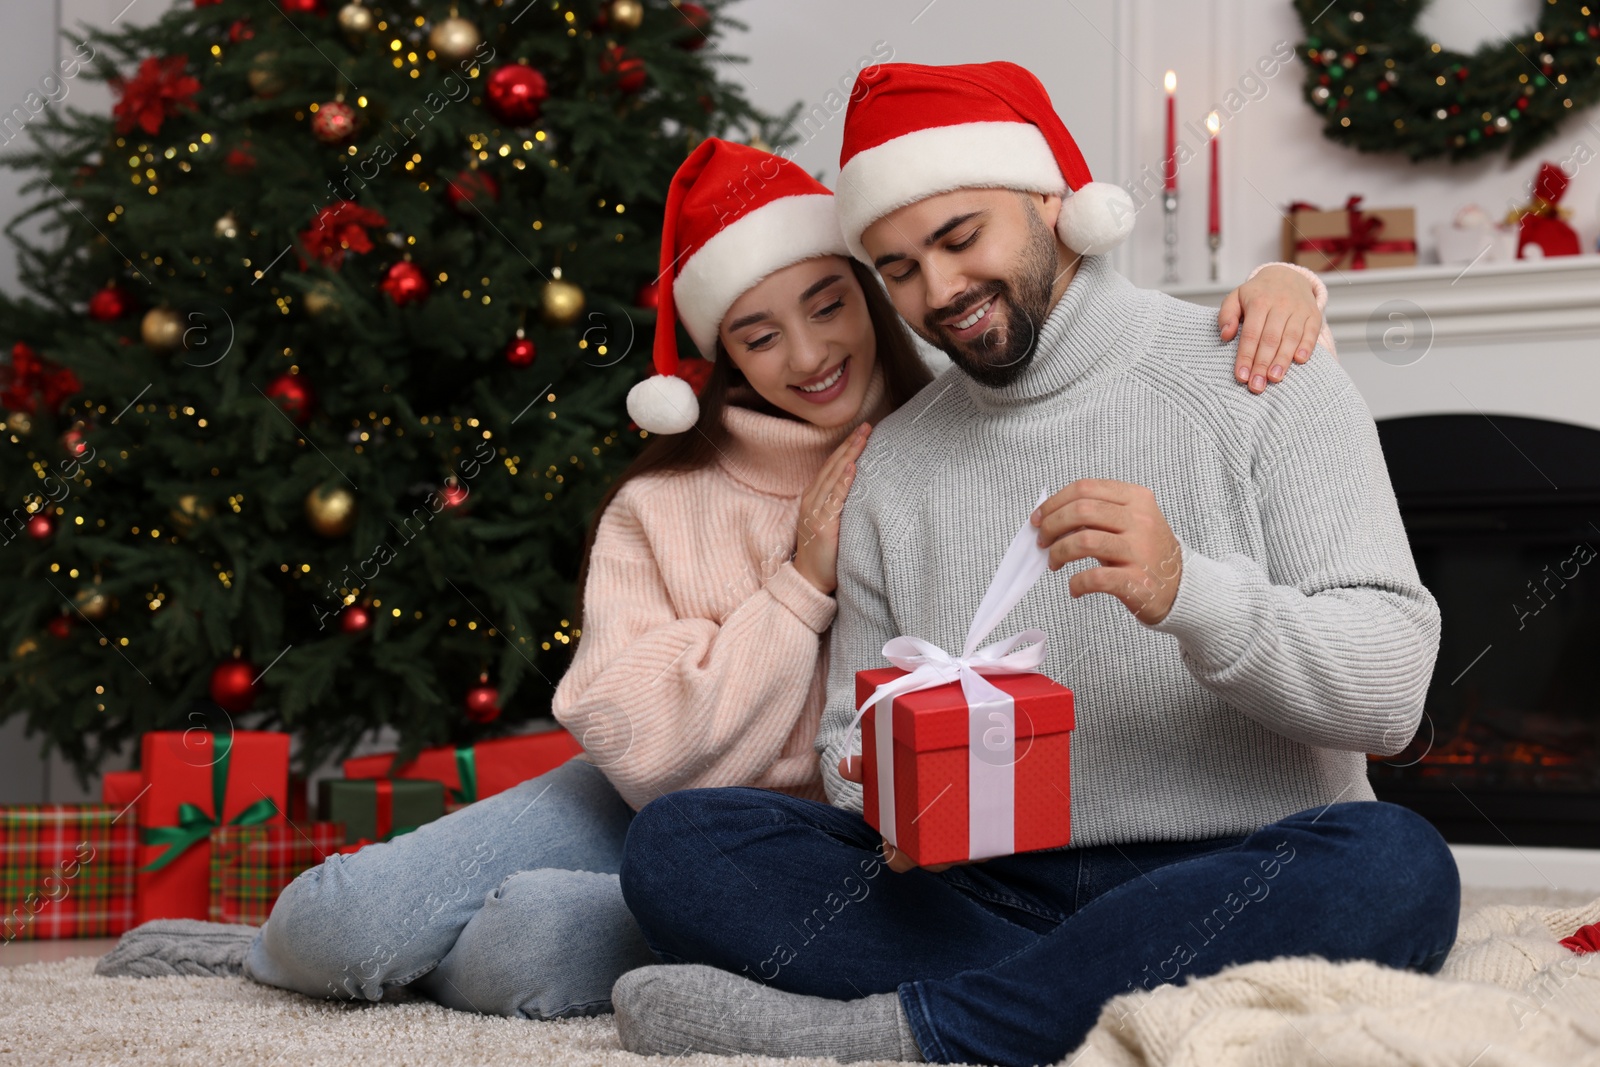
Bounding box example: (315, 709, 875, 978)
(1, 804, 137, 940)
(208, 822, 344, 925)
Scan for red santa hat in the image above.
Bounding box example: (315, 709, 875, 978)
(834, 61, 1135, 264)
(627, 137, 848, 435)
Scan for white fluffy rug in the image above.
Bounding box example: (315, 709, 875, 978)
(4, 888, 1598, 1067)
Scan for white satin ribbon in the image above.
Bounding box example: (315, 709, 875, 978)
(846, 490, 1054, 860)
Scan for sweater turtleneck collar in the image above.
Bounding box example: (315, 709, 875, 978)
(716, 355, 891, 498)
(958, 254, 1150, 413)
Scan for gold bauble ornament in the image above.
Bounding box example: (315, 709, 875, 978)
(215, 212, 239, 239)
(305, 484, 357, 537)
(13, 637, 38, 659)
(141, 306, 185, 351)
(540, 277, 586, 327)
(6, 411, 32, 435)
(337, 1, 375, 37)
(247, 52, 286, 98)
(169, 493, 215, 532)
(428, 16, 482, 62)
(609, 0, 645, 30)
(74, 585, 112, 620)
(303, 281, 340, 318)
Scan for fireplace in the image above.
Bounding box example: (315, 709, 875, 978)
(1370, 413, 1600, 847)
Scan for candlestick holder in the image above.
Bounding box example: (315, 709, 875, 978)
(1161, 191, 1179, 285)
(1208, 232, 1220, 283)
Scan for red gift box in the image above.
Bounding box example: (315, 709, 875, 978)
(135, 730, 290, 923)
(341, 727, 583, 807)
(209, 821, 344, 924)
(0, 804, 137, 940)
(101, 769, 145, 810)
(856, 667, 1074, 868)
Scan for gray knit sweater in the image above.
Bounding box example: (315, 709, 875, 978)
(815, 254, 1441, 847)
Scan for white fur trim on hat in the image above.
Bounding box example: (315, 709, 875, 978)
(836, 121, 1133, 261)
(626, 373, 699, 434)
(674, 193, 849, 358)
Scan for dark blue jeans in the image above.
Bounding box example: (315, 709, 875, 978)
(619, 789, 1459, 1067)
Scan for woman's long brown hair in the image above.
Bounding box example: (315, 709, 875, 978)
(572, 257, 934, 632)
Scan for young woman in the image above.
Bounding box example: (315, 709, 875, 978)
(100, 138, 1334, 1019)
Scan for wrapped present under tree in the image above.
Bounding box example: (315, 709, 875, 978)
(136, 730, 290, 924)
(1, 804, 136, 940)
(341, 729, 583, 810)
(209, 821, 344, 925)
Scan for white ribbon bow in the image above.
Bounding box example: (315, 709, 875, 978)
(845, 490, 1055, 859)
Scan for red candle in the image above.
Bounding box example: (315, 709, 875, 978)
(1206, 110, 1220, 235)
(1164, 71, 1177, 191)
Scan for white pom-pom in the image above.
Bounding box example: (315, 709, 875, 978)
(1056, 181, 1136, 256)
(626, 374, 700, 434)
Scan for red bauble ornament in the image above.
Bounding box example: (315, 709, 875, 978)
(265, 373, 314, 424)
(485, 63, 549, 125)
(225, 142, 257, 174)
(61, 426, 89, 457)
(445, 169, 501, 213)
(675, 2, 711, 49)
(600, 46, 647, 94)
(282, 0, 322, 13)
(26, 513, 55, 540)
(210, 659, 258, 712)
(89, 285, 133, 321)
(312, 100, 358, 144)
(505, 336, 537, 366)
(464, 683, 500, 723)
(634, 280, 659, 310)
(229, 19, 255, 42)
(441, 480, 469, 508)
(340, 605, 372, 633)
(47, 615, 72, 638)
(380, 261, 430, 306)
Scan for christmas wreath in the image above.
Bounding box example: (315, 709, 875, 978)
(1293, 0, 1600, 162)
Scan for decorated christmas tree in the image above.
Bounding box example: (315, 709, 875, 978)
(0, 0, 790, 785)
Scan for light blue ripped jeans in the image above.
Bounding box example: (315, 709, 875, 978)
(242, 755, 659, 1019)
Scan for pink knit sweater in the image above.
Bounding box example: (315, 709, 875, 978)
(553, 263, 1334, 812)
(551, 359, 895, 811)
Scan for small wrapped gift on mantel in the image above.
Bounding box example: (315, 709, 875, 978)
(847, 491, 1075, 868)
(1281, 195, 1417, 271)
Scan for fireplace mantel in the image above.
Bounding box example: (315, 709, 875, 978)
(1167, 256, 1600, 435)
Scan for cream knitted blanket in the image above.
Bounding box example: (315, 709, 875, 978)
(1065, 895, 1600, 1067)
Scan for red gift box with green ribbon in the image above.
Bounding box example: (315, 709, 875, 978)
(135, 730, 290, 923)
(317, 778, 445, 852)
(208, 821, 344, 925)
(340, 729, 582, 810)
(1, 804, 137, 940)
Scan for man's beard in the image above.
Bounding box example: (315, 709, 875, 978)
(915, 205, 1058, 389)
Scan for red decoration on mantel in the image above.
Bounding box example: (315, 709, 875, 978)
(1510, 162, 1580, 260)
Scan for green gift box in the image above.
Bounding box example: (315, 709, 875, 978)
(316, 778, 445, 844)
